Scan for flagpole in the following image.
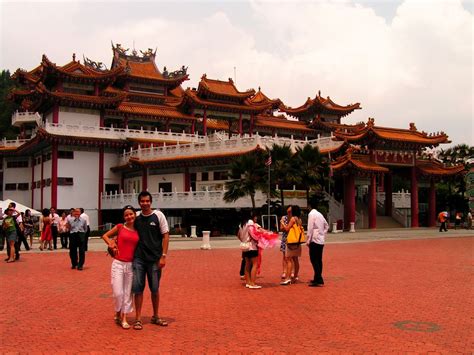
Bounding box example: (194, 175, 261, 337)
(267, 156, 271, 230)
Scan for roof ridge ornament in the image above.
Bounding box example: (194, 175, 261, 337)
(83, 55, 108, 71)
(367, 117, 375, 127)
(409, 122, 417, 131)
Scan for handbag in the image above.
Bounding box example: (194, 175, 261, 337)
(239, 241, 251, 251)
(286, 223, 306, 245)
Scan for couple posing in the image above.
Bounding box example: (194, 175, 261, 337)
(102, 191, 169, 330)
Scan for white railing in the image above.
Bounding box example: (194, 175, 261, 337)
(392, 205, 410, 227)
(0, 137, 30, 148)
(101, 188, 308, 210)
(119, 132, 344, 165)
(42, 122, 206, 144)
(325, 192, 364, 230)
(11, 111, 42, 127)
(376, 190, 411, 209)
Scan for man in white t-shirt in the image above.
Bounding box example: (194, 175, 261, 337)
(306, 200, 329, 287)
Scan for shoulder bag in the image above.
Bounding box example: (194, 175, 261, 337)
(286, 223, 306, 245)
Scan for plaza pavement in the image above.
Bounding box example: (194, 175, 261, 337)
(1, 228, 473, 353)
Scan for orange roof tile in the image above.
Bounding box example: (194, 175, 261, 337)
(117, 102, 195, 121)
(334, 118, 450, 146)
(255, 116, 313, 132)
(331, 152, 389, 173)
(206, 118, 229, 130)
(282, 92, 361, 118)
(249, 88, 282, 109)
(198, 74, 255, 99)
(416, 160, 465, 176)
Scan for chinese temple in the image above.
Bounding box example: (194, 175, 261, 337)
(0, 43, 464, 233)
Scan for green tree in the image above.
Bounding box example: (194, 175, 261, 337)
(294, 144, 329, 207)
(269, 143, 299, 213)
(0, 70, 18, 139)
(224, 150, 267, 209)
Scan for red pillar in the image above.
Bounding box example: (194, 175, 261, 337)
(203, 108, 207, 136)
(52, 105, 59, 124)
(31, 158, 35, 209)
(369, 174, 377, 229)
(98, 147, 104, 227)
(249, 114, 254, 136)
(410, 166, 419, 227)
(94, 83, 99, 96)
(428, 178, 436, 227)
(142, 166, 148, 192)
(184, 168, 190, 192)
(344, 174, 356, 230)
(384, 173, 393, 216)
(40, 154, 44, 210)
(191, 120, 195, 135)
(239, 113, 243, 136)
(51, 143, 58, 209)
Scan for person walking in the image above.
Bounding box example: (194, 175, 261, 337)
(101, 205, 139, 330)
(279, 206, 292, 280)
(438, 210, 448, 232)
(50, 207, 60, 249)
(67, 208, 88, 270)
(23, 209, 35, 248)
(2, 208, 18, 263)
(307, 200, 329, 287)
(58, 211, 70, 249)
(39, 208, 52, 251)
(131, 191, 170, 330)
(80, 208, 90, 252)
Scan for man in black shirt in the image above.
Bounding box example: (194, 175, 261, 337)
(132, 191, 170, 330)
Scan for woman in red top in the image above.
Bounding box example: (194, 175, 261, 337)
(102, 205, 139, 329)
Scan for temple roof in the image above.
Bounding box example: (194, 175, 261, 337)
(281, 91, 361, 120)
(254, 115, 313, 133)
(331, 149, 389, 174)
(416, 159, 465, 176)
(41, 55, 124, 83)
(114, 146, 263, 171)
(333, 118, 450, 148)
(182, 88, 271, 114)
(114, 102, 195, 123)
(310, 117, 366, 133)
(249, 88, 282, 110)
(197, 75, 255, 100)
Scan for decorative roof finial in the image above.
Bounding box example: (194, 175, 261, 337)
(72, 53, 76, 62)
(258, 86, 261, 92)
(409, 122, 417, 131)
(318, 90, 321, 97)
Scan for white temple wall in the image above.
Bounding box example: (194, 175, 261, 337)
(148, 173, 184, 193)
(58, 107, 100, 126)
(57, 150, 99, 228)
(103, 151, 121, 191)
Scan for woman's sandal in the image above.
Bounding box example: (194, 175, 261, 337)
(121, 321, 130, 329)
(150, 316, 168, 327)
(114, 316, 121, 325)
(133, 320, 143, 330)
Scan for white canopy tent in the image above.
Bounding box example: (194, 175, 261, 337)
(0, 199, 42, 216)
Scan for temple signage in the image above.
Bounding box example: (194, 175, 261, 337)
(375, 150, 415, 166)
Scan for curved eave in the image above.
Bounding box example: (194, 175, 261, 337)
(198, 78, 255, 100)
(113, 146, 262, 171)
(183, 90, 270, 113)
(254, 116, 313, 133)
(35, 128, 128, 148)
(42, 91, 125, 109)
(120, 73, 189, 88)
(282, 97, 361, 119)
(334, 127, 450, 147)
(416, 161, 465, 176)
(332, 155, 389, 174)
(114, 102, 196, 123)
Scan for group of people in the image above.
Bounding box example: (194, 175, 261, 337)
(438, 209, 473, 232)
(0, 203, 91, 266)
(101, 191, 169, 330)
(238, 199, 329, 289)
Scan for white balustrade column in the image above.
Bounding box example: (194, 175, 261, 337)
(200, 231, 211, 250)
(190, 225, 197, 238)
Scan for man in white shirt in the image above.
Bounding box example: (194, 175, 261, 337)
(80, 208, 90, 251)
(306, 200, 329, 287)
(50, 207, 60, 249)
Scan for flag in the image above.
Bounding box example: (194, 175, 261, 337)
(265, 155, 272, 167)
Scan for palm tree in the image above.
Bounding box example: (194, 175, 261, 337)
(294, 144, 329, 207)
(224, 150, 267, 209)
(270, 143, 299, 213)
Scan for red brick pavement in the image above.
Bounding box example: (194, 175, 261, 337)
(0, 236, 472, 353)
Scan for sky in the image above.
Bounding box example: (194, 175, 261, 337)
(1, 0, 472, 147)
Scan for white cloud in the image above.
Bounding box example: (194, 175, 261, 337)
(0, 0, 472, 145)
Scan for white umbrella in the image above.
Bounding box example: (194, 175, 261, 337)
(0, 199, 42, 216)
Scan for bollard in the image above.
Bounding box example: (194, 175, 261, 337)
(349, 222, 356, 233)
(190, 225, 197, 238)
(332, 222, 338, 233)
(200, 231, 211, 250)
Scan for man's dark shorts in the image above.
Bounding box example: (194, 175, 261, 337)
(132, 257, 162, 294)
